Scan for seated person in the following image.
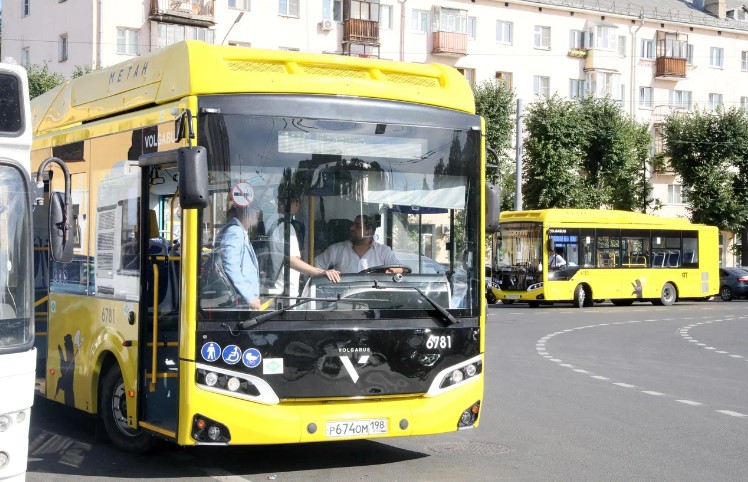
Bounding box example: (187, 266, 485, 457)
(548, 249, 566, 269)
(315, 215, 403, 273)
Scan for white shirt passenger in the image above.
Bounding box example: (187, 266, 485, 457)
(314, 240, 401, 273)
(265, 212, 301, 296)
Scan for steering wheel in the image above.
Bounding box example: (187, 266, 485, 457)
(358, 264, 413, 274)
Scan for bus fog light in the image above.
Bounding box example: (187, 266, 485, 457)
(0, 415, 10, 432)
(205, 372, 218, 387)
(465, 364, 477, 378)
(16, 411, 26, 423)
(208, 426, 222, 441)
(450, 369, 464, 384)
(0, 451, 8, 468)
(227, 377, 241, 392)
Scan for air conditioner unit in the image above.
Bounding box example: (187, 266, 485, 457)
(441, 225, 450, 235)
(319, 19, 334, 31)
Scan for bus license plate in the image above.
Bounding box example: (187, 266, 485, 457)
(507, 294, 520, 300)
(326, 419, 388, 438)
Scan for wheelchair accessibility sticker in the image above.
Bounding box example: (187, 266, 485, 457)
(242, 348, 262, 368)
(222, 345, 243, 365)
(201, 342, 221, 362)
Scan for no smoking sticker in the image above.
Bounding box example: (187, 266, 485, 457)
(231, 182, 255, 207)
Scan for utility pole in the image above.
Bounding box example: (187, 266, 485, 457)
(515, 99, 523, 211)
(221, 12, 245, 45)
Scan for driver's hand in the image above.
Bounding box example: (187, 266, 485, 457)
(385, 267, 404, 274)
(322, 268, 341, 283)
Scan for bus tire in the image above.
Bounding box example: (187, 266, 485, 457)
(528, 301, 540, 308)
(100, 365, 154, 453)
(611, 299, 635, 306)
(500, 299, 515, 305)
(572, 284, 587, 308)
(652, 282, 677, 306)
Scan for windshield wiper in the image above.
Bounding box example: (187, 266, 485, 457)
(238, 295, 387, 329)
(369, 282, 457, 326)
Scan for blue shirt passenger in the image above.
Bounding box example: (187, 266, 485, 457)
(217, 205, 261, 309)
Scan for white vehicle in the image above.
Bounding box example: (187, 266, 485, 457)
(0, 61, 35, 481)
(0, 62, 71, 481)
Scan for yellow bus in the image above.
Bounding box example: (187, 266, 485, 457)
(30, 41, 496, 452)
(489, 209, 718, 308)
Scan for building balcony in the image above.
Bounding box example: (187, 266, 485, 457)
(431, 31, 467, 56)
(567, 48, 588, 59)
(655, 57, 687, 80)
(343, 18, 379, 45)
(583, 49, 619, 72)
(149, 0, 215, 27)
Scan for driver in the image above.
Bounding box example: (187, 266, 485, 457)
(315, 214, 403, 274)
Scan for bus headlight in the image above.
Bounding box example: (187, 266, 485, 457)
(527, 282, 543, 291)
(427, 355, 483, 396)
(195, 364, 280, 405)
(0, 415, 10, 432)
(227, 377, 241, 392)
(204, 371, 218, 387)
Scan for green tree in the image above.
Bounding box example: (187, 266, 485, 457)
(473, 79, 515, 211)
(522, 95, 652, 211)
(27, 63, 65, 99)
(662, 107, 748, 261)
(72, 65, 93, 78)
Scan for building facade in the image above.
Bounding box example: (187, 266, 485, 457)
(3, 0, 746, 264)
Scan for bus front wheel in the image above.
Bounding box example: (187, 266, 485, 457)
(100, 365, 154, 453)
(652, 282, 677, 306)
(572, 284, 589, 308)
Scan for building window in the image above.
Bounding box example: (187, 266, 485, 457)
(412, 9, 428, 34)
(589, 24, 617, 50)
(742, 51, 748, 71)
(569, 30, 585, 49)
(496, 71, 512, 89)
(23, 0, 30, 16)
(496, 21, 513, 45)
(380, 4, 393, 29)
(457, 68, 475, 87)
(436, 7, 467, 34)
(158, 23, 215, 48)
(640, 39, 654, 60)
(668, 90, 691, 110)
(117, 28, 139, 56)
(533, 75, 550, 97)
(279, 46, 300, 51)
(279, 0, 299, 17)
(710, 47, 724, 68)
(618, 36, 626, 56)
(21, 48, 30, 67)
(686, 44, 694, 64)
(709, 93, 723, 111)
(570, 79, 586, 99)
(59, 34, 68, 62)
(467, 17, 477, 41)
(350, 0, 380, 21)
(229, 0, 249, 10)
(668, 185, 685, 205)
(534, 26, 550, 49)
(639, 86, 653, 108)
(585, 71, 621, 101)
(228, 41, 251, 48)
(741, 96, 748, 110)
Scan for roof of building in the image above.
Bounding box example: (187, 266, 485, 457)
(521, 0, 748, 32)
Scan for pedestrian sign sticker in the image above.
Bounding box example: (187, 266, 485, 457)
(222, 344, 243, 365)
(242, 348, 262, 368)
(231, 182, 254, 208)
(201, 342, 221, 362)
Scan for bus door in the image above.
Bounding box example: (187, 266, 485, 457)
(137, 157, 181, 435)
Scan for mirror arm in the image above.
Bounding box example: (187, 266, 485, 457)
(36, 156, 72, 232)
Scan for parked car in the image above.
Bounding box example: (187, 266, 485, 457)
(718, 267, 748, 301)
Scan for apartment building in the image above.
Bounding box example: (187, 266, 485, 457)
(2, 0, 746, 263)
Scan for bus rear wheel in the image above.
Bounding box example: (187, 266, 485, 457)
(100, 365, 154, 453)
(652, 282, 677, 306)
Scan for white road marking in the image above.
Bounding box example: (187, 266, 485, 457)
(613, 383, 637, 388)
(573, 369, 590, 373)
(642, 391, 665, 396)
(591, 375, 610, 380)
(676, 400, 703, 406)
(205, 467, 254, 481)
(715, 410, 748, 418)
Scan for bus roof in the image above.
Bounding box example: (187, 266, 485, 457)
(500, 209, 707, 228)
(32, 41, 475, 135)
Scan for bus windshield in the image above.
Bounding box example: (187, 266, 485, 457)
(198, 113, 480, 317)
(0, 162, 32, 352)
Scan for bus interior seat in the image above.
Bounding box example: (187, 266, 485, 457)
(324, 218, 353, 246)
(683, 251, 695, 264)
(146, 210, 172, 311)
(666, 251, 680, 267)
(652, 252, 666, 267)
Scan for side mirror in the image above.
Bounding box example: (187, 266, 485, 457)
(178, 146, 209, 209)
(49, 191, 73, 262)
(485, 182, 501, 233)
